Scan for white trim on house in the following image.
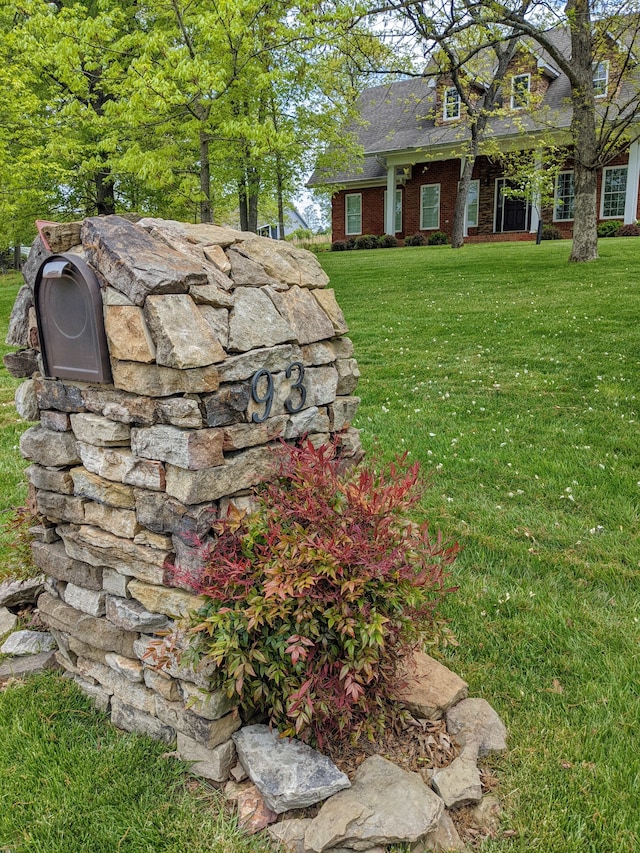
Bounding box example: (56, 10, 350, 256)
(444, 87, 461, 121)
(624, 139, 640, 223)
(385, 165, 397, 234)
(593, 60, 609, 97)
(530, 154, 542, 233)
(465, 179, 480, 232)
(384, 187, 403, 233)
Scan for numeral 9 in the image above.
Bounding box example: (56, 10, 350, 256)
(251, 368, 274, 423)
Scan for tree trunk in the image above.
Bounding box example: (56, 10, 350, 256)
(449, 33, 518, 248)
(567, 0, 598, 262)
(270, 96, 286, 239)
(247, 164, 260, 233)
(238, 174, 249, 232)
(451, 156, 475, 249)
(90, 82, 115, 216)
(276, 157, 286, 239)
(199, 130, 212, 223)
(570, 152, 598, 261)
(95, 168, 115, 215)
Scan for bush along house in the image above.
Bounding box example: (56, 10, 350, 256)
(310, 25, 640, 246)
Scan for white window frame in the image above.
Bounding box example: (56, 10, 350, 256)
(593, 60, 609, 98)
(384, 188, 403, 233)
(600, 165, 628, 218)
(554, 171, 575, 222)
(511, 73, 531, 110)
(345, 193, 362, 236)
(443, 86, 461, 121)
(420, 184, 441, 230)
(466, 179, 480, 228)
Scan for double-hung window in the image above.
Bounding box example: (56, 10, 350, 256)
(511, 74, 530, 109)
(593, 61, 609, 97)
(444, 87, 461, 121)
(420, 184, 440, 230)
(601, 166, 627, 218)
(466, 180, 480, 228)
(554, 171, 575, 221)
(383, 188, 403, 232)
(345, 193, 362, 235)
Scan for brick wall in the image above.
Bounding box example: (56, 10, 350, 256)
(331, 148, 636, 244)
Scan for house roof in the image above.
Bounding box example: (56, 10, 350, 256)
(308, 26, 583, 187)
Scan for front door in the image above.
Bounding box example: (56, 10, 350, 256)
(495, 178, 531, 232)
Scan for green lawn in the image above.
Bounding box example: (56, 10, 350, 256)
(322, 239, 640, 852)
(0, 238, 639, 851)
(0, 274, 29, 502)
(0, 673, 274, 853)
(0, 274, 32, 568)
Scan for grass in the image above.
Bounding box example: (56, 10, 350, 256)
(322, 238, 640, 852)
(0, 238, 638, 851)
(0, 273, 32, 572)
(0, 673, 273, 853)
(0, 273, 29, 498)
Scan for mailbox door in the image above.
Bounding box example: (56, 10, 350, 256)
(34, 253, 112, 384)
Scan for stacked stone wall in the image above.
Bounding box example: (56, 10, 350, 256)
(7, 215, 361, 780)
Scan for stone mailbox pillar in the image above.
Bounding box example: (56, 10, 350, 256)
(6, 215, 361, 778)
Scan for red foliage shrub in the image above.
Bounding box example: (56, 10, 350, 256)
(175, 440, 458, 745)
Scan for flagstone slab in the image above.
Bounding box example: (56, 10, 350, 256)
(233, 724, 350, 814)
(82, 216, 207, 305)
(304, 755, 443, 852)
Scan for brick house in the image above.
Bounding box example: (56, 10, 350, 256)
(310, 29, 640, 244)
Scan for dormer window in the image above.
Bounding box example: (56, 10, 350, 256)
(511, 74, 530, 109)
(444, 87, 461, 120)
(593, 61, 609, 97)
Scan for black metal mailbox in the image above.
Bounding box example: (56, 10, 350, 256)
(34, 253, 112, 384)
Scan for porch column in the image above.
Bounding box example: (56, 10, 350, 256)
(624, 139, 640, 224)
(530, 154, 542, 233)
(385, 164, 396, 235)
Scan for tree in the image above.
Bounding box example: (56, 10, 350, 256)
(0, 8, 48, 254)
(426, 17, 528, 249)
(119, 0, 376, 230)
(1, 0, 384, 236)
(11, 0, 143, 218)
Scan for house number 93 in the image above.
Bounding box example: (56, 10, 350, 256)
(250, 362, 307, 423)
